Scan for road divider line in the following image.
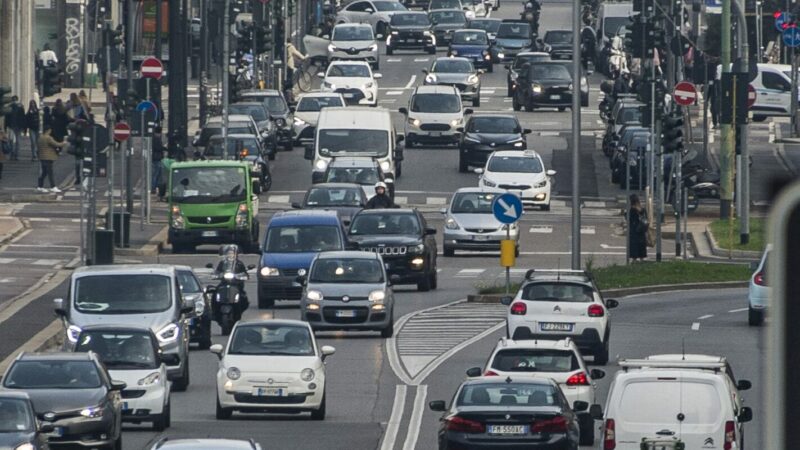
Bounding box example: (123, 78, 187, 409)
(405, 75, 417, 89)
(729, 307, 749, 313)
(691, 322, 700, 331)
(380, 385, 408, 450)
(412, 322, 505, 384)
(413, 58, 430, 62)
(387, 58, 402, 62)
(402, 385, 428, 450)
(697, 314, 714, 320)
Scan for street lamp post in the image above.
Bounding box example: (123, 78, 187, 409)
(571, 0, 582, 270)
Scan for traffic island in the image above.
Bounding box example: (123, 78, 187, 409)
(705, 217, 766, 259)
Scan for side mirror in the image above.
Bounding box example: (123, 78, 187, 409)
(291, 202, 303, 209)
(206, 285, 217, 296)
(477, 69, 486, 74)
(374, 73, 383, 79)
(316, 72, 325, 78)
(504, 64, 510, 69)
(110, 380, 127, 391)
(421, 69, 429, 74)
(181, 298, 195, 314)
(321, 345, 336, 359)
(345, 241, 360, 250)
(500, 296, 512, 305)
(53, 298, 66, 316)
(465, 367, 482, 377)
(737, 379, 752, 391)
(440, 207, 447, 214)
(304, 144, 315, 160)
(456, 127, 464, 133)
(210, 344, 224, 359)
(573, 400, 589, 412)
(606, 299, 619, 309)
(546, 169, 557, 176)
(739, 406, 753, 423)
(365, 8, 374, 13)
(389, 274, 401, 285)
(523, 128, 532, 134)
(39, 423, 55, 433)
(464, 108, 474, 115)
(376, 33, 384, 39)
(161, 353, 180, 366)
(590, 368, 606, 380)
(252, 179, 262, 195)
(428, 400, 446, 412)
(289, 106, 296, 113)
(399, 107, 409, 115)
(473, 168, 484, 174)
(589, 404, 604, 420)
(425, 227, 437, 235)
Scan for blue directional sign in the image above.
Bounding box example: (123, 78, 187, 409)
(784, 27, 800, 48)
(136, 100, 159, 120)
(492, 193, 523, 224)
(776, 12, 793, 32)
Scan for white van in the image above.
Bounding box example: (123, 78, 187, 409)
(597, 357, 753, 450)
(596, 2, 633, 52)
(751, 63, 799, 121)
(304, 106, 404, 183)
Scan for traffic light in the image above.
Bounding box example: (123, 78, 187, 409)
(626, 20, 646, 58)
(0, 86, 13, 116)
(647, 27, 666, 50)
(67, 119, 91, 158)
(42, 66, 63, 97)
(662, 110, 685, 153)
(103, 23, 123, 47)
(288, 0, 296, 17)
(255, 25, 273, 54)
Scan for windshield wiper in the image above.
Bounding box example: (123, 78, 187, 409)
(104, 360, 153, 368)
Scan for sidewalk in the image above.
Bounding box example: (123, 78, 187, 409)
(0, 136, 75, 201)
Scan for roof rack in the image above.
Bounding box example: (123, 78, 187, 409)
(618, 358, 726, 373)
(524, 269, 593, 282)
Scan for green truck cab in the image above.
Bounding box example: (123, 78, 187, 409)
(168, 161, 261, 253)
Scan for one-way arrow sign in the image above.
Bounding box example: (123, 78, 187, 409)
(492, 193, 523, 224)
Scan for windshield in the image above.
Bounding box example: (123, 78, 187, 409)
(467, 117, 519, 133)
(432, 59, 473, 73)
(327, 64, 371, 78)
(261, 96, 288, 114)
(75, 274, 172, 314)
(488, 156, 542, 173)
(513, 54, 550, 69)
(265, 225, 342, 253)
(4, 361, 102, 389)
(411, 93, 460, 113)
(350, 213, 420, 235)
(391, 13, 431, 26)
(324, 167, 379, 185)
(177, 270, 202, 294)
(229, 104, 268, 121)
(529, 64, 571, 80)
(305, 187, 364, 206)
(171, 166, 248, 203)
(491, 349, 580, 373)
(206, 138, 260, 159)
(469, 20, 501, 32)
(228, 324, 314, 356)
(76, 331, 158, 370)
(457, 382, 561, 407)
(429, 11, 467, 25)
(521, 282, 595, 302)
(618, 107, 642, 124)
(430, 0, 462, 8)
(310, 258, 384, 283)
(497, 23, 530, 38)
(375, 1, 407, 11)
(318, 129, 389, 157)
(333, 26, 374, 41)
(604, 17, 631, 38)
(451, 192, 497, 213)
(298, 96, 344, 112)
(453, 31, 488, 45)
(544, 30, 572, 44)
(0, 399, 33, 432)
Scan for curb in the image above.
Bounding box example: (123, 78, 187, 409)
(704, 226, 761, 259)
(0, 217, 25, 245)
(115, 225, 168, 257)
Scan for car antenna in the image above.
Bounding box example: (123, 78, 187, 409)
(681, 337, 686, 361)
(557, 259, 560, 280)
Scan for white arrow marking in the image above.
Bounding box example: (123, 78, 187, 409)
(497, 198, 518, 219)
(600, 243, 626, 249)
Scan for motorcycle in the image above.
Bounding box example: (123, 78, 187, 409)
(520, 1, 541, 36)
(204, 246, 254, 336)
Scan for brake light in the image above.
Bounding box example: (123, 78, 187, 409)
(724, 420, 735, 450)
(588, 304, 605, 317)
(445, 416, 485, 433)
(566, 372, 589, 386)
(510, 302, 527, 315)
(754, 271, 766, 286)
(484, 370, 499, 376)
(532, 415, 568, 433)
(603, 419, 616, 450)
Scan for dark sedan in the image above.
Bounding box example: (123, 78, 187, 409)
(0, 392, 52, 450)
(387, 12, 436, 54)
(292, 183, 368, 226)
(458, 115, 531, 172)
(429, 377, 584, 450)
(177, 266, 212, 349)
(542, 30, 573, 60)
(429, 10, 468, 46)
(468, 18, 502, 41)
(2, 352, 124, 450)
(505, 51, 551, 96)
(512, 62, 575, 111)
(238, 90, 294, 151)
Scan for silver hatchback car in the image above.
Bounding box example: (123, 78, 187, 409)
(300, 251, 395, 337)
(441, 187, 520, 256)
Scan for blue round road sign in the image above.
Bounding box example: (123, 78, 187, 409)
(784, 27, 800, 48)
(136, 100, 159, 120)
(492, 193, 523, 224)
(776, 12, 793, 32)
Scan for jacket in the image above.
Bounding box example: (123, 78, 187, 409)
(4, 104, 25, 130)
(366, 194, 395, 209)
(37, 133, 65, 161)
(26, 109, 40, 132)
(286, 43, 306, 70)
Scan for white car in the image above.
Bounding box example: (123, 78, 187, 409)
(748, 244, 770, 326)
(399, 84, 470, 147)
(319, 61, 382, 107)
(502, 269, 619, 365)
(212, 319, 336, 420)
(292, 92, 346, 145)
(428, 0, 480, 19)
(328, 23, 380, 69)
(467, 337, 605, 445)
(476, 150, 556, 210)
(335, 0, 408, 37)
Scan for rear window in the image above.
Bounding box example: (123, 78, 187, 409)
(618, 380, 723, 425)
(491, 349, 580, 373)
(520, 282, 595, 302)
(457, 382, 561, 407)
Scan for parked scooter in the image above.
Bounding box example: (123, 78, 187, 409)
(205, 245, 254, 336)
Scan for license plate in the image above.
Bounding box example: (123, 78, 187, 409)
(488, 424, 529, 435)
(473, 235, 491, 241)
(202, 231, 218, 237)
(253, 387, 285, 396)
(430, 131, 442, 137)
(343, 93, 355, 98)
(540, 322, 573, 332)
(335, 309, 357, 318)
(551, 95, 561, 100)
(122, 402, 130, 411)
(49, 427, 64, 437)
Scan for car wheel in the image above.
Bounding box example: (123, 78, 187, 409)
(578, 413, 595, 446)
(472, 95, 480, 107)
(381, 321, 394, 338)
(172, 360, 190, 391)
(541, 203, 550, 211)
(386, 45, 394, 55)
(153, 402, 169, 431)
(216, 396, 233, 420)
(258, 293, 275, 309)
(406, 135, 415, 148)
(594, 339, 609, 365)
(374, 58, 380, 71)
(417, 274, 432, 292)
(310, 391, 326, 420)
(748, 306, 764, 326)
(444, 246, 455, 256)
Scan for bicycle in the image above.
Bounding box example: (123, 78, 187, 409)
(292, 58, 314, 93)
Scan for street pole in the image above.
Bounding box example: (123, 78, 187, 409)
(223, 0, 231, 158)
(571, 0, 581, 270)
(105, 22, 115, 233)
(155, 0, 162, 59)
(626, 152, 631, 265)
(733, 0, 750, 243)
(719, 0, 734, 219)
(675, 144, 682, 256)
(792, 53, 799, 137)
(200, 0, 208, 124)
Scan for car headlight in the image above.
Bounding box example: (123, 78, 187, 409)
(226, 367, 241, 380)
(365, 81, 374, 89)
(170, 205, 185, 229)
(369, 44, 378, 51)
(380, 161, 391, 171)
(298, 268, 307, 276)
(306, 289, 324, 302)
(467, 74, 479, 84)
(408, 117, 421, 127)
(235, 203, 248, 229)
(408, 243, 425, 254)
(445, 216, 460, 230)
(301, 368, 315, 381)
(534, 179, 547, 188)
(568, 83, 573, 90)
(260, 266, 279, 276)
(294, 117, 306, 126)
(315, 159, 328, 170)
(369, 290, 386, 302)
(80, 406, 104, 418)
(392, 30, 399, 35)
(425, 74, 437, 83)
(532, 84, 543, 93)
(328, 44, 337, 52)
(138, 372, 161, 386)
(156, 323, 180, 344)
(497, 52, 505, 59)
(482, 177, 497, 187)
(512, 140, 524, 148)
(15, 444, 34, 450)
(450, 119, 460, 127)
(450, 49, 458, 56)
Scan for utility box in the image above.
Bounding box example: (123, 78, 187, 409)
(105, 211, 131, 247)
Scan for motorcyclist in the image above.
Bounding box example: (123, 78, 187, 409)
(609, 30, 626, 73)
(365, 182, 395, 209)
(612, 69, 631, 99)
(214, 244, 249, 309)
(580, 25, 596, 71)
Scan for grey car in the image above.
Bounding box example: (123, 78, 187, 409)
(300, 251, 395, 337)
(423, 57, 483, 106)
(292, 182, 368, 226)
(441, 187, 520, 256)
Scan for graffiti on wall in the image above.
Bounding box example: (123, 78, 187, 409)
(64, 17, 82, 75)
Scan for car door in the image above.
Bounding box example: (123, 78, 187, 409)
(758, 70, 791, 114)
(344, 1, 374, 27)
(418, 211, 437, 264)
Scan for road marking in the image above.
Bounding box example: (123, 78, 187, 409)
(413, 57, 430, 62)
(503, 98, 512, 102)
(691, 322, 701, 331)
(394, 196, 408, 205)
(0, 258, 15, 264)
(402, 385, 428, 450)
(30, 259, 61, 266)
(538, 131, 560, 137)
(529, 225, 553, 233)
(580, 226, 596, 235)
(386, 90, 404, 96)
(455, 268, 485, 277)
(405, 75, 417, 89)
(480, 89, 495, 94)
(729, 307, 749, 313)
(386, 58, 402, 62)
(584, 201, 607, 208)
(379, 385, 407, 450)
(426, 197, 447, 205)
(697, 314, 714, 320)
(27, 217, 51, 222)
(267, 195, 290, 203)
(379, 99, 397, 104)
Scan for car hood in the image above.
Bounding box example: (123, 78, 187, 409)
(485, 171, 546, 185)
(450, 43, 488, 53)
(391, 25, 431, 32)
(305, 283, 385, 297)
(465, 132, 523, 144)
(433, 23, 464, 31)
(324, 76, 374, 89)
(547, 42, 571, 51)
(70, 313, 174, 334)
(261, 252, 319, 269)
(349, 235, 423, 246)
(331, 39, 376, 49)
(430, 72, 473, 84)
(450, 213, 502, 229)
(295, 111, 321, 125)
(0, 432, 35, 447)
(495, 38, 530, 48)
(222, 355, 320, 374)
(408, 111, 462, 123)
(25, 389, 106, 415)
(108, 368, 161, 385)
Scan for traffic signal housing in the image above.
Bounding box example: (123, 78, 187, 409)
(0, 86, 13, 116)
(662, 110, 685, 154)
(255, 25, 273, 54)
(42, 66, 63, 97)
(67, 119, 91, 158)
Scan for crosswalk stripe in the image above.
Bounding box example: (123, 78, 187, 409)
(0, 258, 15, 264)
(580, 226, 596, 234)
(386, 90, 404, 96)
(268, 195, 290, 203)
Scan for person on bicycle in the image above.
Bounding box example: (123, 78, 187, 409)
(286, 39, 307, 95)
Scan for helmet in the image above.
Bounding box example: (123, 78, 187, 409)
(375, 182, 387, 191)
(525, 2, 533, 7)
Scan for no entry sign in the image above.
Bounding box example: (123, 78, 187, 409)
(140, 57, 163, 80)
(113, 122, 131, 142)
(673, 81, 698, 106)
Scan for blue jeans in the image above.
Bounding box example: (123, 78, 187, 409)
(10, 128, 21, 159)
(28, 130, 39, 159)
(151, 160, 162, 192)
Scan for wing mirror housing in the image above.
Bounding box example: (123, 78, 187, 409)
(425, 227, 437, 235)
(573, 400, 589, 412)
(321, 345, 336, 359)
(465, 367, 482, 377)
(388, 274, 401, 286)
(181, 298, 196, 314)
(316, 72, 325, 78)
(399, 107, 409, 115)
(210, 344, 224, 359)
(428, 400, 446, 412)
(590, 368, 606, 380)
(737, 379, 752, 391)
(53, 298, 66, 316)
(291, 202, 303, 209)
(739, 406, 753, 423)
(523, 128, 532, 134)
(473, 167, 484, 174)
(161, 353, 181, 366)
(464, 108, 474, 115)
(110, 380, 127, 391)
(606, 298, 619, 309)
(546, 169, 557, 177)
(374, 73, 383, 79)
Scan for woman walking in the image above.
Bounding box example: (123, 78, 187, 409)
(628, 194, 648, 262)
(25, 100, 41, 160)
(51, 100, 70, 141)
(36, 126, 67, 193)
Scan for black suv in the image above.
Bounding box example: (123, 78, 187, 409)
(512, 61, 575, 112)
(348, 209, 438, 291)
(458, 114, 531, 172)
(387, 12, 437, 55)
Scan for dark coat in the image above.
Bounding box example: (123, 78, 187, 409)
(51, 109, 71, 141)
(628, 207, 647, 259)
(366, 193, 395, 209)
(4, 103, 25, 130)
(25, 108, 40, 132)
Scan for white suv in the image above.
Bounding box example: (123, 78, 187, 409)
(399, 85, 471, 147)
(502, 269, 618, 364)
(319, 61, 382, 107)
(466, 337, 605, 445)
(748, 244, 770, 326)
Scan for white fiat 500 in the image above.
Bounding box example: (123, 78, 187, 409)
(476, 150, 556, 210)
(319, 61, 382, 107)
(211, 320, 335, 420)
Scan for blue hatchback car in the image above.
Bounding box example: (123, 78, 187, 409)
(448, 29, 493, 72)
(257, 210, 348, 308)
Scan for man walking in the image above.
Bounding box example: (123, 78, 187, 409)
(36, 125, 67, 193)
(4, 96, 25, 160)
(285, 38, 307, 99)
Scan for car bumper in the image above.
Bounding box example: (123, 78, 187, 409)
(276, 127, 293, 146)
(508, 324, 604, 351)
(444, 230, 519, 250)
(481, 184, 551, 206)
(302, 300, 392, 330)
(549, 51, 572, 60)
(433, 31, 455, 45)
(45, 414, 117, 448)
(406, 128, 460, 143)
(169, 228, 253, 246)
(381, 256, 429, 284)
(749, 284, 770, 309)
(441, 433, 573, 449)
(329, 52, 379, 64)
(530, 91, 573, 107)
(121, 385, 167, 420)
(451, 53, 493, 67)
(188, 314, 211, 343)
(259, 276, 305, 300)
(217, 375, 325, 412)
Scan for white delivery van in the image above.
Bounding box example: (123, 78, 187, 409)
(596, 2, 633, 53)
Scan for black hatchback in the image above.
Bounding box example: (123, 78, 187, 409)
(458, 115, 531, 172)
(429, 377, 584, 450)
(512, 62, 574, 112)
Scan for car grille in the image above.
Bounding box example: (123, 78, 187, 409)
(322, 306, 370, 323)
(362, 246, 407, 255)
(260, 282, 303, 299)
(187, 216, 229, 225)
(398, 31, 424, 39)
(280, 268, 304, 276)
(297, 126, 315, 140)
(233, 393, 307, 404)
(547, 85, 571, 93)
(335, 88, 365, 105)
(499, 184, 532, 190)
(122, 389, 147, 399)
(326, 296, 369, 302)
(464, 228, 497, 233)
(344, 47, 370, 55)
(420, 123, 450, 131)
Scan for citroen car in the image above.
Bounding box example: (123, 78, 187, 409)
(328, 23, 380, 69)
(458, 114, 530, 172)
(319, 61, 382, 107)
(400, 85, 471, 147)
(477, 150, 556, 210)
(448, 29, 493, 71)
(423, 57, 483, 106)
(441, 187, 519, 256)
(386, 11, 437, 55)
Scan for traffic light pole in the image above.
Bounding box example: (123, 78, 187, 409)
(571, 0, 581, 270)
(732, 0, 750, 244)
(719, 0, 733, 219)
(200, 0, 209, 125)
(223, 0, 231, 158)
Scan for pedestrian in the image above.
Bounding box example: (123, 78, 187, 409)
(707, 79, 719, 128)
(36, 125, 67, 193)
(4, 96, 25, 160)
(151, 127, 165, 194)
(38, 43, 58, 68)
(78, 91, 93, 123)
(67, 92, 87, 121)
(285, 38, 307, 97)
(0, 130, 9, 180)
(50, 99, 71, 141)
(25, 100, 41, 160)
(628, 194, 648, 262)
(366, 182, 395, 209)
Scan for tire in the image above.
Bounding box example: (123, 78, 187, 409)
(310, 392, 326, 420)
(472, 95, 480, 107)
(748, 306, 764, 326)
(594, 339, 609, 365)
(417, 274, 431, 292)
(153, 402, 170, 431)
(386, 45, 394, 56)
(396, 162, 402, 178)
(444, 246, 455, 256)
(524, 99, 534, 112)
(172, 359, 190, 392)
(578, 413, 595, 446)
(541, 204, 550, 211)
(216, 396, 232, 420)
(258, 293, 275, 309)
(381, 321, 394, 338)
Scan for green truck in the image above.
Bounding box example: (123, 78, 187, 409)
(168, 161, 261, 253)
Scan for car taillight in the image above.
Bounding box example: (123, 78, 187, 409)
(754, 271, 766, 286)
(565, 372, 589, 386)
(724, 420, 735, 450)
(588, 304, 605, 317)
(445, 416, 485, 433)
(484, 370, 499, 376)
(510, 302, 527, 315)
(532, 415, 568, 433)
(603, 418, 616, 450)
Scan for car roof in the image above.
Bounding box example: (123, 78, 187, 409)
(207, 114, 252, 123)
(470, 17, 501, 22)
(235, 319, 311, 328)
(74, 264, 176, 276)
(334, 23, 371, 29)
(516, 51, 550, 57)
(270, 210, 342, 226)
(356, 208, 416, 215)
(454, 186, 506, 194)
(490, 149, 541, 158)
(309, 182, 365, 190)
(328, 157, 379, 168)
(454, 28, 487, 34)
(298, 92, 345, 99)
(230, 102, 265, 107)
(468, 113, 518, 121)
(153, 439, 259, 450)
(170, 160, 251, 169)
(492, 337, 579, 352)
(315, 250, 380, 260)
(414, 84, 459, 95)
(434, 56, 471, 63)
(240, 89, 281, 96)
(394, 10, 428, 15)
(0, 391, 31, 401)
(318, 107, 392, 128)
